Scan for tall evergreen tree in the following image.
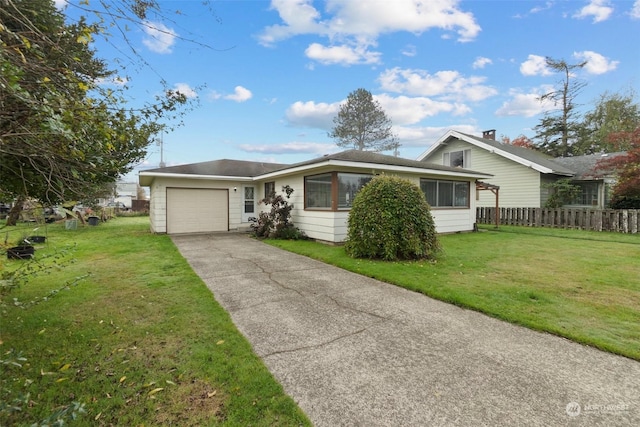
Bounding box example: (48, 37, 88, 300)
(329, 88, 399, 152)
(533, 57, 587, 157)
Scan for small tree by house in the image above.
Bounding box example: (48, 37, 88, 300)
(543, 178, 582, 208)
(345, 175, 439, 261)
(250, 185, 306, 240)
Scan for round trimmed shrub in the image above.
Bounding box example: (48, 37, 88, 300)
(344, 175, 439, 261)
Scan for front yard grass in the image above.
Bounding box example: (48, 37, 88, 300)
(267, 225, 640, 361)
(1, 217, 310, 426)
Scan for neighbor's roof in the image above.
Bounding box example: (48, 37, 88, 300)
(417, 130, 576, 176)
(551, 152, 626, 179)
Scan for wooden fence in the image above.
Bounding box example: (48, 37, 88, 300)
(476, 207, 639, 234)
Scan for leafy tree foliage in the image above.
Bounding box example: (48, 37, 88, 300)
(543, 178, 581, 208)
(329, 88, 399, 152)
(534, 57, 587, 157)
(501, 134, 534, 149)
(250, 185, 306, 240)
(575, 90, 640, 154)
(596, 128, 640, 208)
(0, 0, 190, 222)
(345, 175, 439, 261)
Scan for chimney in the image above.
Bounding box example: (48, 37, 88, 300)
(482, 129, 496, 140)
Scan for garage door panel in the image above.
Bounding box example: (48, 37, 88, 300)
(167, 188, 228, 234)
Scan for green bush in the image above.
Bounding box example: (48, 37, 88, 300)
(609, 195, 640, 209)
(344, 175, 439, 261)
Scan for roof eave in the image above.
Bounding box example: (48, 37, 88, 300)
(138, 171, 253, 186)
(258, 158, 492, 180)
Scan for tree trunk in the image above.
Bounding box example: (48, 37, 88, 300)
(6, 195, 26, 226)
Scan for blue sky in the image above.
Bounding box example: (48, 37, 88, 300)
(59, 0, 640, 176)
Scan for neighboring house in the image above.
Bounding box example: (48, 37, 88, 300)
(551, 153, 623, 208)
(138, 150, 492, 242)
(418, 129, 622, 209)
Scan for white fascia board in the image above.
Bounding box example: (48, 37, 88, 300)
(416, 129, 459, 161)
(257, 158, 492, 181)
(419, 130, 559, 174)
(138, 171, 252, 186)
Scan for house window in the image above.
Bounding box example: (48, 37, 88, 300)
(443, 149, 471, 168)
(304, 172, 373, 210)
(570, 182, 599, 206)
(305, 173, 333, 209)
(338, 173, 373, 209)
(264, 181, 275, 198)
(420, 179, 469, 208)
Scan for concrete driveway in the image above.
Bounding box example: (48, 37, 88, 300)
(171, 233, 639, 426)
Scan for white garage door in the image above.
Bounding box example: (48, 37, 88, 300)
(166, 188, 228, 234)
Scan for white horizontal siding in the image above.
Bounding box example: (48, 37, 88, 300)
(427, 140, 543, 208)
(149, 177, 246, 233)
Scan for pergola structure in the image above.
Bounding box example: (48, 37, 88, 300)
(476, 181, 500, 227)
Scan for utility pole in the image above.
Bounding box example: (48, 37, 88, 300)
(157, 134, 166, 168)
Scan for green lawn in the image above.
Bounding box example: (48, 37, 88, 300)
(267, 225, 640, 361)
(0, 217, 310, 426)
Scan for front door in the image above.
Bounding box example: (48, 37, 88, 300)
(242, 185, 255, 222)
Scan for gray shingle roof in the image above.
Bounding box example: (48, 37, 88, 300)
(144, 159, 287, 177)
(458, 132, 576, 175)
(287, 149, 491, 176)
(551, 152, 626, 179)
(143, 149, 492, 179)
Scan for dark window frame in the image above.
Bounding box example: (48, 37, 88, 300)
(264, 181, 276, 198)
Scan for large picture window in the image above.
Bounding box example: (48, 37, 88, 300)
(338, 173, 373, 208)
(420, 179, 469, 208)
(305, 172, 372, 210)
(305, 173, 332, 209)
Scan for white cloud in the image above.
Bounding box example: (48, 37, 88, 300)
(631, 0, 640, 19)
(573, 50, 619, 74)
(375, 94, 470, 125)
(173, 83, 198, 99)
(210, 86, 253, 102)
(259, 0, 481, 65)
(395, 124, 478, 149)
(401, 44, 417, 57)
(495, 87, 556, 117)
(305, 43, 381, 65)
(530, 2, 554, 14)
(225, 86, 253, 102)
(238, 141, 335, 155)
(285, 91, 473, 132)
(95, 76, 128, 86)
(472, 56, 492, 69)
(54, 0, 67, 9)
(142, 21, 177, 54)
(378, 67, 497, 102)
(520, 54, 553, 76)
(285, 100, 340, 129)
(573, 0, 613, 23)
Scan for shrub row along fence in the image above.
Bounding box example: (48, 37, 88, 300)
(476, 207, 639, 234)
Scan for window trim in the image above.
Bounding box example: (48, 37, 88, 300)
(264, 181, 275, 198)
(420, 178, 470, 209)
(304, 172, 373, 211)
(443, 149, 471, 168)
